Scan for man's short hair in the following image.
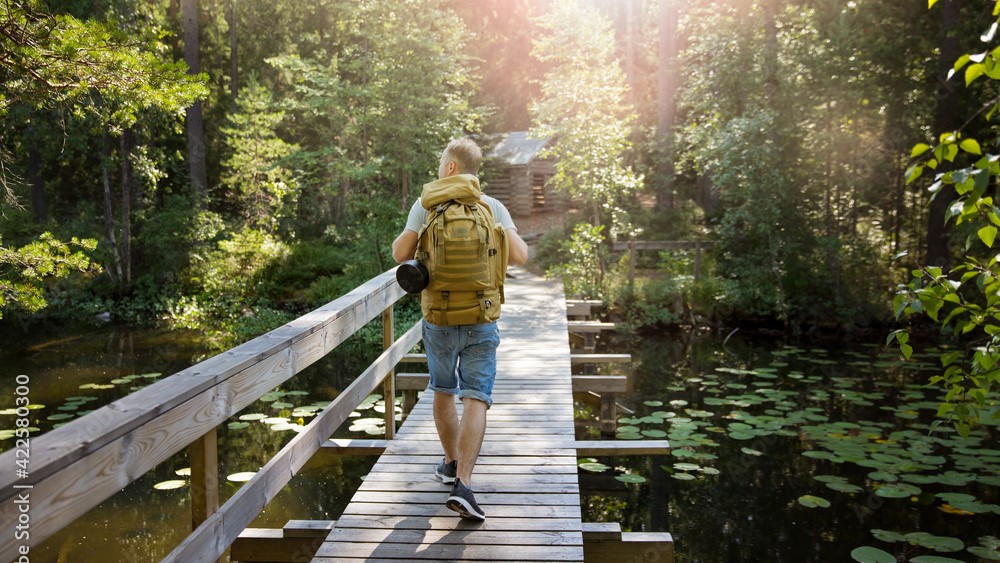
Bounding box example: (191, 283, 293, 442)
(443, 138, 482, 175)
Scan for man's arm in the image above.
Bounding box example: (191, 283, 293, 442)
(507, 228, 528, 266)
(392, 230, 418, 263)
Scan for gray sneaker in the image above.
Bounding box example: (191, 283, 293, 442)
(435, 458, 457, 484)
(446, 478, 486, 521)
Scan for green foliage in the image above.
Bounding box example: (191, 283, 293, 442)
(675, 1, 901, 328)
(546, 223, 608, 300)
(892, 3, 1000, 434)
(138, 195, 225, 286)
(0, 0, 207, 126)
(219, 76, 298, 231)
(0, 232, 97, 318)
(186, 227, 288, 300)
(616, 277, 684, 328)
(530, 0, 643, 239)
(258, 239, 348, 304)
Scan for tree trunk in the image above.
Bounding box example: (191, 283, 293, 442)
(763, 0, 780, 89)
(886, 80, 907, 254)
(401, 170, 410, 211)
(927, 0, 960, 268)
(101, 133, 123, 286)
(27, 141, 46, 223)
(227, 0, 238, 98)
(120, 130, 135, 287)
(182, 0, 209, 199)
(655, 0, 678, 213)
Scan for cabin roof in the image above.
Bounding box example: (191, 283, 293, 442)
(485, 131, 551, 166)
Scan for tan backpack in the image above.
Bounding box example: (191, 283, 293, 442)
(415, 174, 508, 326)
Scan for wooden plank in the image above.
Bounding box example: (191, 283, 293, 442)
(349, 491, 581, 506)
(340, 502, 581, 519)
(396, 372, 429, 390)
(581, 522, 622, 541)
(572, 375, 628, 393)
(367, 454, 577, 466)
(570, 353, 632, 364)
(382, 307, 396, 439)
(575, 440, 671, 456)
(566, 321, 616, 333)
(584, 532, 674, 563)
(190, 428, 219, 530)
(321, 528, 580, 546)
(611, 240, 714, 251)
(283, 520, 336, 538)
(331, 514, 583, 532)
(315, 543, 583, 561)
(323, 438, 387, 455)
(231, 529, 324, 563)
(369, 461, 578, 475)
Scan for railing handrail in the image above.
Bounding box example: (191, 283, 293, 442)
(611, 239, 714, 251)
(0, 268, 413, 561)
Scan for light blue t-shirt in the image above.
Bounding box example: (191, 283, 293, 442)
(403, 194, 517, 234)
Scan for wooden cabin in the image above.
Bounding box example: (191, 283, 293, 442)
(481, 131, 560, 218)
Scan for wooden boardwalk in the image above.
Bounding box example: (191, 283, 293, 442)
(313, 268, 584, 562)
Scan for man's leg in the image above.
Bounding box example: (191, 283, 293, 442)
(455, 397, 488, 485)
(433, 390, 459, 463)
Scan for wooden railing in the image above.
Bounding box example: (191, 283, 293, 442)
(0, 269, 419, 563)
(612, 240, 715, 284)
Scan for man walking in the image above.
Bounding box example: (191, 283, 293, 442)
(391, 138, 528, 520)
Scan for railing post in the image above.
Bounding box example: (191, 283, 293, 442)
(190, 428, 219, 530)
(600, 393, 617, 437)
(382, 306, 396, 439)
(694, 240, 703, 281)
(628, 239, 636, 292)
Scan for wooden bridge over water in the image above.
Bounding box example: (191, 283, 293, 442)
(0, 267, 672, 562)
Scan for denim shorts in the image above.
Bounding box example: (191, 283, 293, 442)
(422, 319, 500, 407)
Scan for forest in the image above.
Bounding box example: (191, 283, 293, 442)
(1, 0, 998, 426)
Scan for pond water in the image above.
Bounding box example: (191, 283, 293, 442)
(0, 323, 383, 562)
(580, 330, 1000, 563)
(2, 323, 997, 562)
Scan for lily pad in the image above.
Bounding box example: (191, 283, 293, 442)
(239, 413, 268, 421)
(797, 495, 830, 508)
(826, 482, 864, 493)
(671, 472, 696, 480)
(968, 546, 1000, 560)
(871, 529, 906, 542)
(874, 483, 921, 498)
(909, 557, 964, 563)
(175, 468, 191, 477)
(643, 400, 664, 407)
(903, 532, 963, 552)
(741, 447, 764, 456)
(578, 462, 610, 473)
(227, 471, 257, 482)
(227, 421, 249, 430)
(153, 480, 187, 490)
(849, 546, 894, 563)
(615, 473, 647, 484)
